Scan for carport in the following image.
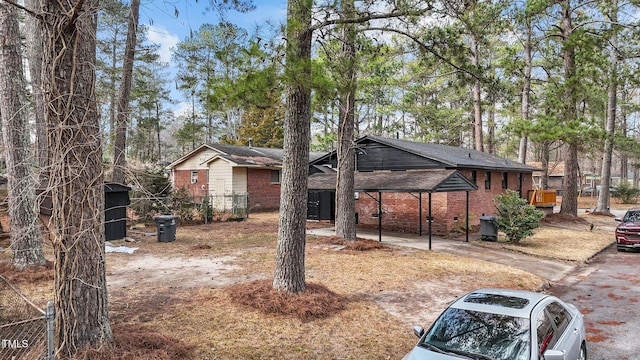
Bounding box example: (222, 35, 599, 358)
(307, 169, 478, 249)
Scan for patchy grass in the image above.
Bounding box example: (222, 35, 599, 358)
(97, 221, 545, 360)
(147, 287, 411, 359)
(474, 212, 615, 262)
(0, 209, 611, 359)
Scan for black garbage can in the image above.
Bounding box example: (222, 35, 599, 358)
(479, 215, 498, 241)
(154, 215, 178, 242)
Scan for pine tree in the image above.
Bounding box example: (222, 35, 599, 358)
(39, 0, 112, 354)
(0, 1, 46, 270)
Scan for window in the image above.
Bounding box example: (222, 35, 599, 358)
(423, 307, 530, 360)
(485, 171, 492, 190)
(536, 302, 572, 355)
(536, 311, 553, 354)
(271, 170, 281, 184)
(190, 170, 198, 184)
(464, 293, 529, 309)
(502, 172, 508, 189)
(517, 172, 523, 193)
(624, 211, 640, 222)
(468, 171, 477, 185)
(546, 302, 571, 334)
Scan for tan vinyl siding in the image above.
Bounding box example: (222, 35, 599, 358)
(232, 167, 248, 193)
(174, 149, 218, 170)
(208, 159, 234, 195)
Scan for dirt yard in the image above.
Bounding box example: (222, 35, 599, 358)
(0, 207, 618, 359)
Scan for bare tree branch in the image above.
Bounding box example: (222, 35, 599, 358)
(309, 7, 429, 32)
(365, 26, 484, 81)
(0, 0, 38, 18)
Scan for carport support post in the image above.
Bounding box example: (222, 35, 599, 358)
(378, 191, 382, 242)
(419, 192, 422, 237)
(428, 192, 432, 250)
(466, 191, 469, 242)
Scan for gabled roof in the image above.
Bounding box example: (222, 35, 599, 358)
(364, 135, 539, 171)
(308, 169, 478, 193)
(310, 164, 337, 174)
(166, 144, 217, 169)
(311, 135, 539, 172)
(168, 143, 327, 169)
(205, 146, 283, 167)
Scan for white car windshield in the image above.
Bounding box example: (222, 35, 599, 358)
(421, 308, 530, 360)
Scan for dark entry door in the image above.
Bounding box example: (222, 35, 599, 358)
(307, 191, 335, 221)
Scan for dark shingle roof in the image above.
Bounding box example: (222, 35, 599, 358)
(308, 169, 478, 193)
(361, 135, 539, 172)
(202, 143, 326, 167)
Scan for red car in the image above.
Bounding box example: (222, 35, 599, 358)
(615, 209, 640, 251)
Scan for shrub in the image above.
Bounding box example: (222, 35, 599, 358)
(494, 190, 544, 243)
(200, 198, 213, 222)
(129, 166, 172, 220)
(168, 187, 195, 223)
(614, 182, 640, 204)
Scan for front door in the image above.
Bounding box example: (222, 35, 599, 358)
(215, 179, 225, 210)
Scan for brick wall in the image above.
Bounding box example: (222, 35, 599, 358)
(247, 169, 281, 212)
(354, 170, 535, 235)
(173, 169, 208, 197)
(355, 192, 449, 234)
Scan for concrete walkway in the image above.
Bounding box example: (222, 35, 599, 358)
(306, 227, 577, 284)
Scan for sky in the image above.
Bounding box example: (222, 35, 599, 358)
(137, 0, 286, 115)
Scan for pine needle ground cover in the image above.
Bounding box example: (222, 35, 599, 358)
(0, 210, 614, 359)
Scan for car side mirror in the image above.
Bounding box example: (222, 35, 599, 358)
(543, 349, 566, 360)
(413, 325, 424, 338)
(615, 218, 622, 222)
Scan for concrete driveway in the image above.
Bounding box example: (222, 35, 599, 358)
(307, 226, 578, 284)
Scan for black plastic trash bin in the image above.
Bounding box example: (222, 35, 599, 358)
(479, 215, 498, 242)
(154, 215, 178, 242)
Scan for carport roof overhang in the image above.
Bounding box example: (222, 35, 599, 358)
(307, 169, 478, 246)
(307, 169, 478, 193)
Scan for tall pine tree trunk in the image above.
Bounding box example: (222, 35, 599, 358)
(39, 0, 112, 355)
(486, 96, 496, 155)
(0, 2, 46, 270)
(559, 0, 579, 217)
(518, 19, 532, 164)
(25, 0, 48, 181)
(156, 100, 162, 161)
(335, 0, 357, 241)
(620, 87, 629, 183)
(273, 0, 312, 294)
(541, 141, 550, 190)
(113, 0, 140, 184)
(470, 27, 483, 152)
(595, 1, 617, 214)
